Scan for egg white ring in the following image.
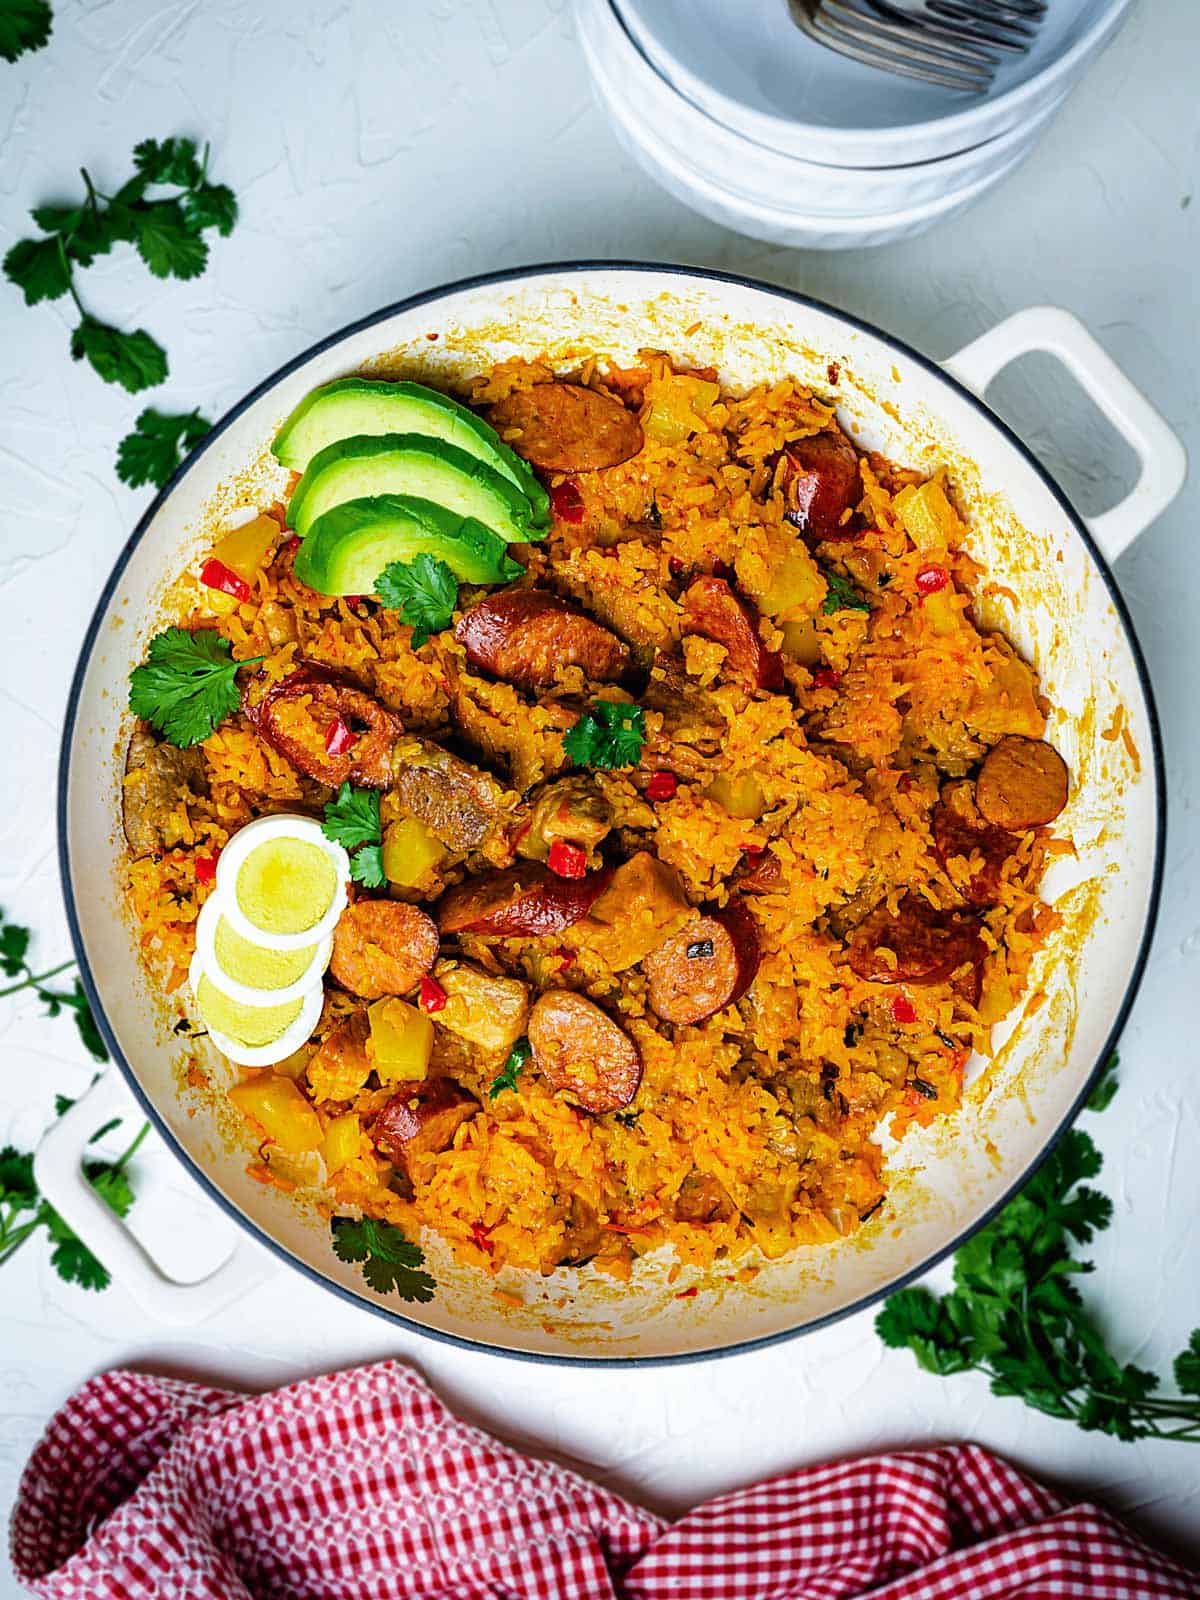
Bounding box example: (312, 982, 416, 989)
(195, 893, 333, 1007)
(215, 813, 350, 950)
(188, 950, 326, 1069)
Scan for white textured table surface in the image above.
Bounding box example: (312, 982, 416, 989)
(2, 0, 1199, 1587)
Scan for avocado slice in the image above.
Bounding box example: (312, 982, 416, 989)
(273, 378, 549, 527)
(294, 495, 523, 596)
(287, 434, 544, 545)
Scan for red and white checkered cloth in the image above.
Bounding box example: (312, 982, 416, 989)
(10, 1360, 1198, 1598)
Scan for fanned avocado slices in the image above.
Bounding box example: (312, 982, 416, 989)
(273, 378, 549, 528)
(294, 495, 523, 596)
(287, 433, 544, 545)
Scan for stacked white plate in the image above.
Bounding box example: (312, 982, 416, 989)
(575, 0, 1134, 249)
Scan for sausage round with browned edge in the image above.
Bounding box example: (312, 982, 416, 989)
(680, 576, 785, 691)
(489, 382, 643, 473)
(976, 736, 1069, 831)
(782, 429, 862, 542)
(436, 862, 612, 937)
(846, 894, 984, 988)
(455, 588, 629, 688)
(644, 901, 761, 1025)
(528, 989, 642, 1114)
(374, 1078, 477, 1171)
(329, 900, 439, 999)
(243, 664, 398, 788)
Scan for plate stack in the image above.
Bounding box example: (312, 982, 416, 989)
(575, 0, 1134, 249)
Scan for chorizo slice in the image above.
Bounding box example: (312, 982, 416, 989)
(329, 900, 439, 999)
(374, 1077, 477, 1171)
(244, 664, 397, 788)
(781, 429, 862, 542)
(489, 382, 643, 473)
(976, 736, 1069, 830)
(846, 894, 984, 988)
(931, 781, 1018, 906)
(123, 724, 208, 858)
(680, 576, 785, 691)
(528, 989, 642, 1114)
(455, 589, 629, 688)
(643, 902, 761, 1025)
(436, 862, 611, 937)
(390, 735, 514, 855)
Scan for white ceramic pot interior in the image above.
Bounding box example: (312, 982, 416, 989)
(64, 267, 1158, 1360)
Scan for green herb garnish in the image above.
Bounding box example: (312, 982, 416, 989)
(877, 1053, 1200, 1442)
(128, 626, 260, 748)
(330, 1215, 435, 1301)
(489, 1037, 531, 1099)
(116, 407, 211, 490)
(374, 553, 458, 648)
(322, 783, 386, 887)
(822, 571, 872, 616)
(563, 700, 646, 770)
(0, 0, 51, 64)
(1, 908, 106, 1061)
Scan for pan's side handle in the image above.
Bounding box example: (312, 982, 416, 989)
(943, 305, 1187, 563)
(34, 1070, 268, 1325)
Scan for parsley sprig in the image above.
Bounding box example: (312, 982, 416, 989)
(374, 553, 458, 649)
(322, 783, 386, 888)
(330, 1215, 435, 1301)
(4, 137, 237, 391)
(877, 1053, 1200, 1442)
(129, 627, 260, 748)
(489, 1037, 531, 1099)
(0, 0, 52, 63)
(822, 571, 872, 616)
(563, 699, 646, 769)
(1, 908, 106, 1061)
(116, 407, 211, 490)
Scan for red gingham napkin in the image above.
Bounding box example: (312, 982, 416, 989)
(9, 1360, 1198, 1599)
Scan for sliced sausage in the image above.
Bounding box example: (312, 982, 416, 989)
(515, 776, 612, 865)
(781, 429, 862, 542)
(431, 960, 530, 1056)
(122, 724, 208, 858)
(244, 664, 397, 788)
(680, 576, 785, 691)
(931, 781, 1018, 905)
(374, 1077, 477, 1171)
(976, 736, 1069, 830)
(329, 900, 439, 999)
(576, 851, 692, 971)
(528, 989, 642, 1114)
(846, 893, 984, 988)
(455, 589, 629, 688)
(391, 735, 513, 854)
(489, 382, 643, 473)
(643, 902, 761, 1025)
(436, 862, 611, 937)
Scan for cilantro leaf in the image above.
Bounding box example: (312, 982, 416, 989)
(183, 182, 238, 238)
(1175, 1331, 1200, 1397)
(116, 407, 211, 490)
(0, 915, 31, 977)
(563, 699, 645, 770)
(374, 553, 458, 649)
(489, 1037, 531, 1099)
(70, 316, 168, 392)
(349, 844, 386, 889)
(331, 1215, 435, 1302)
(322, 783, 382, 851)
(132, 136, 204, 189)
(0, 1145, 37, 1204)
(131, 199, 209, 280)
(822, 571, 872, 616)
(1087, 1050, 1119, 1114)
(41, 1159, 136, 1292)
(3, 235, 70, 304)
(129, 625, 259, 747)
(0, 0, 52, 63)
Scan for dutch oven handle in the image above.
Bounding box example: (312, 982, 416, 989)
(34, 1070, 270, 1325)
(943, 305, 1187, 562)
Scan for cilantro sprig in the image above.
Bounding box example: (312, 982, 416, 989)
(0, 0, 52, 63)
(322, 783, 386, 888)
(877, 1053, 1200, 1442)
(374, 553, 458, 649)
(129, 626, 260, 749)
(116, 407, 211, 490)
(331, 1215, 435, 1301)
(822, 571, 872, 616)
(489, 1037, 531, 1100)
(4, 136, 237, 391)
(1, 908, 106, 1061)
(563, 699, 646, 770)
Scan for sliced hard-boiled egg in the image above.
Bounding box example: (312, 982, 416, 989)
(216, 814, 349, 949)
(195, 894, 332, 1006)
(188, 951, 326, 1069)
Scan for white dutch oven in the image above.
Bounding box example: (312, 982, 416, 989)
(41, 265, 1184, 1362)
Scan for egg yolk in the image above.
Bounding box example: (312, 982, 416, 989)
(196, 974, 303, 1047)
(235, 837, 337, 935)
(213, 916, 316, 992)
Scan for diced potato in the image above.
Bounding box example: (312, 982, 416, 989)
(745, 537, 825, 619)
(894, 476, 965, 554)
(367, 998, 434, 1084)
(576, 851, 691, 971)
(382, 816, 446, 890)
(321, 1111, 361, 1175)
(230, 1074, 324, 1154)
(780, 617, 823, 665)
(212, 515, 280, 581)
(642, 374, 721, 446)
(967, 637, 1044, 738)
(433, 961, 530, 1055)
(921, 589, 961, 638)
(706, 769, 766, 821)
